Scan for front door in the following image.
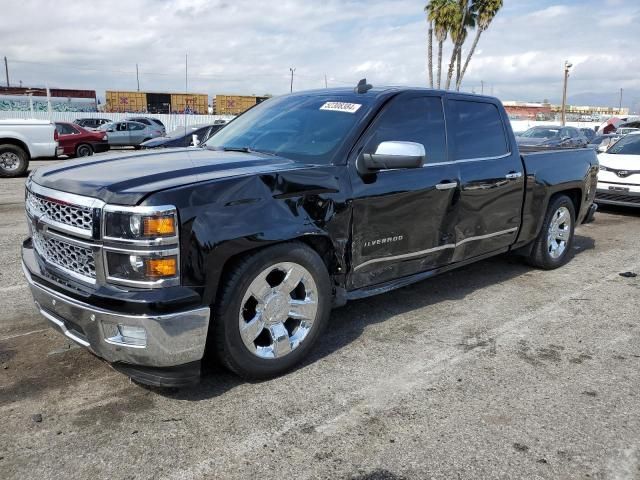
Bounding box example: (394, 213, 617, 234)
(127, 122, 146, 145)
(348, 93, 460, 290)
(445, 95, 524, 261)
(108, 122, 130, 146)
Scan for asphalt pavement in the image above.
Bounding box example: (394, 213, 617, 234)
(1, 159, 639, 480)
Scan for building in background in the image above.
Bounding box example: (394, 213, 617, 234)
(502, 101, 553, 120)
(0, 87, 97, 112)
(105, 91, 208, 114)
(503, 99, 629, 122)
(213, 95, 271, 115)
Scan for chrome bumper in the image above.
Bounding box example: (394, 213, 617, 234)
(22, 262, 210, 368)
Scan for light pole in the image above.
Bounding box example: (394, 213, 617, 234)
(290, 67, 296, 93)
(561, 60, 572, 126)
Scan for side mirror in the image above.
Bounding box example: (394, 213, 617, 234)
(360, 141, 425, 173)
(597, 144, 607, 153)
(107, 128, 114, 132)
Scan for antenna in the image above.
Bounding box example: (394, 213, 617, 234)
(355, 78, 372, 94)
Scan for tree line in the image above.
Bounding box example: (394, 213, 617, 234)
(425, 0, 503, 91)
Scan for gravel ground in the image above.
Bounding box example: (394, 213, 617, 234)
(1, 159, 639, 480)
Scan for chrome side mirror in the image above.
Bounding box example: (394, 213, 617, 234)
(360, 141, 425, 173)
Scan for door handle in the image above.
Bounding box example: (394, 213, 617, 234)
(505, 172, 522, 180)
(435, 181, 458, 190)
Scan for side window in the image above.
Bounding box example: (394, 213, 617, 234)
(128, 123, 145, 131)
(447, 100, 508, 160)
(56, 123, 74, 135)
(364, 96, 446, 164)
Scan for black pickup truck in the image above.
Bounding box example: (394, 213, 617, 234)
(22, 85, 598, 386)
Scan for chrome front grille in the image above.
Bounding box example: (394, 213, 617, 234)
(32, 230, 96, 280)
(26, 189, 93, 234)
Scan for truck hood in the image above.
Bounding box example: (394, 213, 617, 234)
(30, 148, 309, 205)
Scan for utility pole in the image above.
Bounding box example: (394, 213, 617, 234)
(561, 60, 572, 126)
(136, 64, 140, 91)
(481, 80, 484, 95)
(619, 88, 623, 112)
(290, 67, 296, 93)
(4, 56, 9, 87)
(324, 74, 328, 88)
(185, 54, 188, 93)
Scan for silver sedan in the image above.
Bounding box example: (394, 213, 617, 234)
(99, 121, 164, 148)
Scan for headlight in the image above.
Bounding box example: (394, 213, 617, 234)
(102, 205, 180, 287)
(104, 206, 178, 243)
(105, 250, 179, 285)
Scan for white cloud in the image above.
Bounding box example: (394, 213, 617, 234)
(0, 0, 639, 107)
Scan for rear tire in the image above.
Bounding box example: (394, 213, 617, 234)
(526, 194, 576, 269)
(75, 144, 93, 157)
(0, 144, 29, 177)
(212, 242, 331, 380)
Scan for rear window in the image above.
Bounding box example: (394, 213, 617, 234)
(447, 100, 509, 160)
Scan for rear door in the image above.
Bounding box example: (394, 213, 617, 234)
(348, 92, 460, 289)
(445, 96, 523, 261)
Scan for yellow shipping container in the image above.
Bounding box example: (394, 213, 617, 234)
(105, 91, 147, 113)
(215, 95, 259, 115)
(170, 93, 208, 115)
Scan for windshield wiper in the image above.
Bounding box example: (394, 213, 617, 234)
(220, 146, 278, 157)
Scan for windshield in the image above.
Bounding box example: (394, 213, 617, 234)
(98, 122, 114, 131)
(607, 134, 640, 155)
(204, 95, 371, 164)
(520, 127, 560, 138)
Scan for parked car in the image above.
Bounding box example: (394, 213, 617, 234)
(54, 122, 110, 157)
(588, 133, 622, 152)
(615, 127, 640, 136)
(0, 119, 61, 177)
(126, 117, 166, 135)
(73, 118, 112, 130)
(580, 128, 596, 141)
(140, 123, 224, 149)
(516, 126, 589, 149)
(595, 132, 640, 207)
(22, 85, 598, 386)
(99, 120, 164, 148)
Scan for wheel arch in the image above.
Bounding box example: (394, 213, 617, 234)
(0, 138, 31, 159)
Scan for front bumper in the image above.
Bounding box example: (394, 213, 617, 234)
(22, 260, 210, 384)
(595, 185, 640, 207)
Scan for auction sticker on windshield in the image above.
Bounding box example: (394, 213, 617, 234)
(320, 102, 362, 113)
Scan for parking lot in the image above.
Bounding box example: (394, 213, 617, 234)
(1, 159, 640, 479)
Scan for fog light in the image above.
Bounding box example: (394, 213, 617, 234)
(104, 323, 147, 347)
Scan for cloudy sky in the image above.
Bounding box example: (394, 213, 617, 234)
(1, 0, 639, 107)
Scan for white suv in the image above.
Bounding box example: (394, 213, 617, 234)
(596, 132, 640, 207)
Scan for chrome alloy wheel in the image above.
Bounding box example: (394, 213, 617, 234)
(0, 151, 20, 171)
(547, 206, 571, 259)
(239, 262, 318, 359)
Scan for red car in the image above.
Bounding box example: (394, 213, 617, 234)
(54, 122, 110, 157)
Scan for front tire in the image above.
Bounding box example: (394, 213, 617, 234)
(0, 144, 28, 177)
(526, 194, 576, 269)
(212, 242, 331, 380)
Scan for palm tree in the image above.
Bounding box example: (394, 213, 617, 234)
(450, 9, 474, 89)
(425, 5, 434, 87)
(444, 0, 474, 90)
(427, 0, 457, 89)
(457, 0, 503, 90)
